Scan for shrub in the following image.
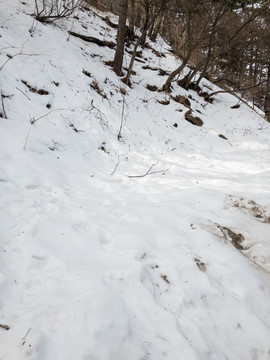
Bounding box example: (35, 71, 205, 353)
(33, 0, 82, 23)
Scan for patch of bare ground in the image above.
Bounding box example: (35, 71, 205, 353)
(21, 80, 49, 95)
(206, 220, 270, 275)
(227, 195, 270, 223)
(90, 80, 107, 99)
(217, 224, 246, 250)
(194, 258, 207, 272)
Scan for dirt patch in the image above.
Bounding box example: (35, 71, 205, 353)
(217, 224, 246, 250)
(21, 80, 49, 95)
(142, 65, 158, 71)
(184, 110, 203, 126)
(119, 87, 126, 95)
(157, 99, 170, 105)
(146, 84, 158, 92)
(158, 69, 170, 76)
(90, 80, 107, 99)
(227, 195, 270, 223)
(171, 95, 191, 108)
(82, 69, 91, 77)
(194, 258, 207, 272)
(161, 274, 170, 284)
(205, 219, 270, 275)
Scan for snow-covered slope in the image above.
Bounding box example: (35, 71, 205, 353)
(1, 1, 270, 359)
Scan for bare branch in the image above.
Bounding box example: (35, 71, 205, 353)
(30, 108, 64, 124)
(111, 155, 121, 175)
(128, 161, 170, 178)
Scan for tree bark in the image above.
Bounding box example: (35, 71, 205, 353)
(113, 0, 129, 76)
(150, 11, 163, 42)
(265, 60, 270, 122)
(162, 1, 192, 92)
(123, 1, 165, 86)
(127, 0, 135, 41)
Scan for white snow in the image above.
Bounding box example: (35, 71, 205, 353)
(1, 1, 270, 359)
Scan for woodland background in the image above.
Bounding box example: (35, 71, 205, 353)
(82, 0, 270, 120)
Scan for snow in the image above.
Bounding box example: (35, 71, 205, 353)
(1, 1, 270, 359)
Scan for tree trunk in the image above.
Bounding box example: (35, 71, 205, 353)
(127, 0, 135, 41)
(123, 1, 165, 86)
(162, 57, 190, 92)
(113, 0, 129, 76)
(162, 1, 192, 92)
(150, 11, 163, 42)
(265, 60, 270, 122)
(140, 4, 150, 48)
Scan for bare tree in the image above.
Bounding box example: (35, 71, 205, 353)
(113, 0, 129, 76)
(123, 0, 166, 86)
(33, 0, 82, 23)
(162, 0, 209, 92)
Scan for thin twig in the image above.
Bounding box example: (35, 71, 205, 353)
(30, 108, 63, 124)
(88, 100, 109, 131)
(128, 161, 170, 178)
(16, 87, 31, 101)
(22, 328, 31, 346)
(118, 94, 126, 140)
(111, 155, 121, 175)
(0, 51, 39, 72)
(1, 91, 7, 118)
(23, 127, 32, 150)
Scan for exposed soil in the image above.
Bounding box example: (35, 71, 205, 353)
(217, 224, 246, 250)
(227, 195, 270, 223)
(194, 258, 207, 272)
(21, 80, 49, 95)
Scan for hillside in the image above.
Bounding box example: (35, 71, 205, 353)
(1, 1, 270, 359)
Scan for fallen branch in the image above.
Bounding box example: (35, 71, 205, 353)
(128, 161, 170, 178)
(118, 94, 127, 140)
(0, 50, 39, 71)
(87, 100, 108, 131)
(69, 32, 115, 48)
(111, 155, 121, 175)
(30, 108, 63, 124)
(16, 87, 31, 101)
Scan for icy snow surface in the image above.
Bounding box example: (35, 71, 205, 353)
(1, 1, 270, 359)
